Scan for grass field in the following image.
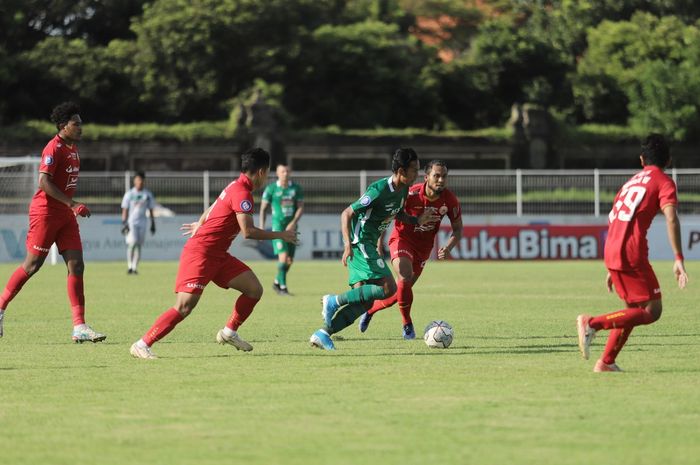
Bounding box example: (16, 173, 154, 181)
(1, 259, 698, 465)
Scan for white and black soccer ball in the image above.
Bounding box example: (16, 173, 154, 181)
(423, 320, 453, 349)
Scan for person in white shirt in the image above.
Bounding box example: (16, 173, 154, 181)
(121, 171, 156, 274)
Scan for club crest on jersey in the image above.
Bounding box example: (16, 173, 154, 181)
(359, 195, 372, 206)
(44, 155, 54, 166)
(240, 200, 253, 212)
(439, 205, 448, 215)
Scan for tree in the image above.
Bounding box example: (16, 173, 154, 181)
(574, 12, 700, 139)
(286, 20, 440, 128)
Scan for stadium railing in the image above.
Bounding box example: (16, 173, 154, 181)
(1, 166, 699, 216)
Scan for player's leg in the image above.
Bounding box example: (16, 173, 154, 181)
(126, 225, 136, 273)
(131, 224, 146, 274)
(330, 276, 396, 334)
(62, 248, 106, 343)
(214, 256, 258, 351)
(578, 267, 661, 369)
(275, 250, 289, 294)
(131, 291, 201, 359)
(131, 246, 209, 358)
(0, 213, 54, 316)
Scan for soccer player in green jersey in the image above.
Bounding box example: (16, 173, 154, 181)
(259, 164, 304, 295)
(309, 148, 439, 350)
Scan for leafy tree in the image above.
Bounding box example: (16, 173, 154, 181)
(575, 12, 700, 139)
(287, 20, 440, 128)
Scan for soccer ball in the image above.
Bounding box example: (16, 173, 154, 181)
(423, 320, 453, 349)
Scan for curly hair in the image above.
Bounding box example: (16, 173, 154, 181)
(50, 102, 81, 130)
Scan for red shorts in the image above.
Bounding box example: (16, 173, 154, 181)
(175, 245, 251, 294)
(25, 212, 82, 256)
(388, 237, 430, 281)
(609, 263, 661, 305)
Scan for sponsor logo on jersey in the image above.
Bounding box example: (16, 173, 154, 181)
(359, 195, 371, 206)
(439, 205, 448, 215)
(65, 165, 78, 173)
(376, 259, 385, 268)
(240, 200, 253, 212)
(44, 155, 54, 166)
(186, 282, 206, 290)
(66, 175, 79, 190)
(32, 244, 50, 253)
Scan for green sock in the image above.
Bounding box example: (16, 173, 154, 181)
(336, 284, 385, 306)
(276, 262, 287, 287)
(328, 303, 367, 334)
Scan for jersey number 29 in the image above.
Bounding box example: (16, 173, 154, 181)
(609, 186, 646, 222)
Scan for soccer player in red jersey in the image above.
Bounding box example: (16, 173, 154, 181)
(130, 148, 297, 359)
(359, 159, 463, 339)
(577, 134, 689, 372)
(0, 102, 105, 342)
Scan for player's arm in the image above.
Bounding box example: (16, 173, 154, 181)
(259, 199, 269, 229)
(38, 172, 90, 217)
(149, 208, 156, 235)
(437, 216, 463, 260)
(341, 206, 355, 266)
(181, 204, 213, 237)
(286, 201, 304, 231)
(377, 230, 386, 256)
(121, 207, 130, 235)
(396, 209, 439, 226)
(662, 204, 689, 289)
(238, 213, 296, 243)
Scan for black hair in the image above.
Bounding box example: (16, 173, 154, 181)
(425, 159, 448, 174)
(391, 148, 418, 173)
(240, 147, 271, 173)
(134, 171, 146, 179)
(50, 102, 80, 130)
(641, 134, 670, 168)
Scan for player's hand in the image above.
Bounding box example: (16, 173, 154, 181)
(280, 229, 298, 244)
(606, 272, 613, 293)
(121, 222, 130, 235)
(674, 260, 689, 289)
(150, 222, 156, 235)
(417, 209, 440, 226)
(181, 222, 199, 237)
(72, 203, 91, 218)
(342, 244, 353, 267)
(437, 247, 450, 260)
(285, 223, 297, 232)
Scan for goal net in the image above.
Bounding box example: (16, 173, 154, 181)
(0, 156, 40, 214)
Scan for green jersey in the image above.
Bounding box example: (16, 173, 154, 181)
(262, 181, 304, 229)
(350, 176, 408, 246)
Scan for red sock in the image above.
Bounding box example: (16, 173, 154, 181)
(0, 267, 31, 310)
(367, 293, 398, 314)
(226, 295, 260, 331)
(396, 279, 413, 325)
(589, 308, 656, 331)
(143, 308, 184, 346)
(601, 327, 633, 365)
(67, 274, 85, 325)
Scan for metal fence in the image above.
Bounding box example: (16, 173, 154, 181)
(2, 164, 700, 216)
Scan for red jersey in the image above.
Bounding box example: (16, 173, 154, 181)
(391, 182, 461, 253)
(29, 135, 80, 215)
(604, 165, 677, 270)
(187, 173, 255, 254)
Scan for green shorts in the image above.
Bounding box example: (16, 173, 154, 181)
(272, 238, 296, 258)
(347, 242, 391, 286)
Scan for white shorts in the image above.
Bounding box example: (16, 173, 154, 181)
(126, 223, 147, 246)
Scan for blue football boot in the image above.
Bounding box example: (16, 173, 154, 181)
(321, 294, 339, 327)
(310, 329, 336, 350)
(402, 323, 416, 340)
(358, 312, 373, 333)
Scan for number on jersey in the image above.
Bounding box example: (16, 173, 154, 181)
(609, 185, 646, 222)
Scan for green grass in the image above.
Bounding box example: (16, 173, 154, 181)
(1, 260, 699, 465)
